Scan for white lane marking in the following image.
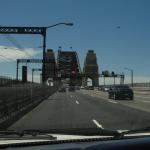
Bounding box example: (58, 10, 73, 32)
(134, 91, 150, 94)
(75, 100, 79, 104)
(135, 96, 150, 99)
(80, 90, 118, 104)
(92, 119, 104, 129)
(137, 100, 150, 103)
(108, 100, 117, 104)
(142, 100, 150, 103)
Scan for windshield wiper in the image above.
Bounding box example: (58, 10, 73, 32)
(0, 130, 57, 140)
(0, 128, 124, 140)
(23, 128, 122, 137)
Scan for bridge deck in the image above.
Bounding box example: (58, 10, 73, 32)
(8, 90, 150, 131)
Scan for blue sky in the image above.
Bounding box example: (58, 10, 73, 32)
(0, 0, 150, 83)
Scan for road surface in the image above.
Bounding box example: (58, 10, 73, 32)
(9, 89, 150, 131)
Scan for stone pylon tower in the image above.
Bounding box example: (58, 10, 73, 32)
(43, 49, 57, 82)
(82, 50, 99, 87)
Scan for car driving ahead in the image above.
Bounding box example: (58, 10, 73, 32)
(58, 86, 66, 92)
(108, 85, 134, 100)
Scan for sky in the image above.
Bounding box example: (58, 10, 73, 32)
(0, 0, 150, 84)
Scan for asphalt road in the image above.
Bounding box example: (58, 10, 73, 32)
(9, 90, 150, 131)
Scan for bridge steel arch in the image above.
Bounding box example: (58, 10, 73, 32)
(57, 50, 82, 85)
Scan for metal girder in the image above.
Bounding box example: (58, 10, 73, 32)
(17, 59, 43, 63)
(17, 59, 54, 63)
(98, 74, 124, 78)
(32, 68, 42, 72)
(0, 26, 46, 35)
(57, 51, 81, 77)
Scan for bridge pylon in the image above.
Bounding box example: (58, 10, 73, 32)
(82, 50, 99, 87)
(42, 49, 57, 82)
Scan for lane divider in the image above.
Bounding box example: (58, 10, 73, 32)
(92, 119, 104, 129)
(80, 90, 118, 104)
(136, 100, 150, 103)
(108, 100, 117, 104)
(75, 100, 79, 104)
(135, 95, 150, 99)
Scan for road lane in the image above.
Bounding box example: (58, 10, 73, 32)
(73, 91, 150, 130)
(80, 89, 150, 113)
(9, 91, 96, 130)
(9, 90, 150, 131)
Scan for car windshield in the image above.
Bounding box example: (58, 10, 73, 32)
(0, 0, 150, 140)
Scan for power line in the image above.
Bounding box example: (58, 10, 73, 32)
(0, 54, 16, 61)
(3, 34, 32, 57)
(0, 46, 29, 62)
(0, 25, 32, 57)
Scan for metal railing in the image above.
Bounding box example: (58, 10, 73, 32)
(0, 81, 60, 128)
(0, 76, 22, 86)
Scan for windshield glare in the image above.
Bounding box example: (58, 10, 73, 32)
(0, 0, 150, 139)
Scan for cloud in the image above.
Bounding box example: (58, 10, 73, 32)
(0, 46, 40, 62)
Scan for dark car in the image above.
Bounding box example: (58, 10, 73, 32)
(58, 87, 66, 92)
(103, 86, 110, 92)
(75, 86, 80, 90)
(84, 86, 94, 90)
(68, 86, 75, 91)
(98, 85, 110, 92)
(108, 85, 134, 100)
(89, 86, 94, 90)
(88, 86, 94, 90)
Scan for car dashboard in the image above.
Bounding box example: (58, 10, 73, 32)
(3, 136, 150, 150)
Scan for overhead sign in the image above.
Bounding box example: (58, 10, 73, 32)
(0, 27, 46, 35)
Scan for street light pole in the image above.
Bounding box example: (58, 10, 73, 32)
(114, 76, 115, 85)
(16, 60, 19, 81)
(42, 22, 73, 83)
(131, 69, 133, 87)
(42, 29, 46, 83)
(32, 69, 34, 83)
(104, 76, 105, 86)
(124, 68, 134, 87)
